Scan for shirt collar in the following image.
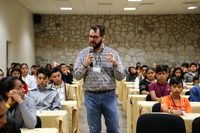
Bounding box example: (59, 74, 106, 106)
(52, 81, 63, 89)
(94, 43, 105, 54)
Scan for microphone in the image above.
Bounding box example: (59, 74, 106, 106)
(89, 46, 94, 67)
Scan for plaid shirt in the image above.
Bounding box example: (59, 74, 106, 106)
(73, 44, 126, 91)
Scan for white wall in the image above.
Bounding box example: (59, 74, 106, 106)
(0, 0, 35, 73)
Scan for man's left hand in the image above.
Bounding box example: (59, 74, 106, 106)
(105, 51, 118, 67)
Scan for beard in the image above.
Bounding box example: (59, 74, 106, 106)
(89, 38, 102, 50)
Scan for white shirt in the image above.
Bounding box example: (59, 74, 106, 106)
(134, 75, 144, 89)
(22, 74, 37, 89)
(52, 81, 65, 101)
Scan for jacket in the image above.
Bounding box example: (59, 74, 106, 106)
(184, 72, 198, 82)
(7, 96, 37, 129)
(190, 84, 200, 101)
(48, 81, 76, 101)
(27, 86, 62, 111)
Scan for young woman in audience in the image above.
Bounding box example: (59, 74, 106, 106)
(0, 69, 4, 80)
(46, 63, 52, 70)
(7, 68, 12, 76)
(11, 68, 28, 94)
(168, 67, 187, 89)
(152, 63, 157, 70)
(0, 76, 37, 129)
(136, 66, 141, 74)
(126, 67, 139, 82)
(59, 63, 73, 84)
(21, 63, 37, 89)
(139, 67, 157, 95)
(168, 68, 174, 79)
(0, 95, 21, 133)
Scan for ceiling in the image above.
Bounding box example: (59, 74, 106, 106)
(17, 0, 200, 15)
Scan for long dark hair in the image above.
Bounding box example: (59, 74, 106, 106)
(6, 68, 12, 77)
(172, 67, 185, 80)
(0, 76, 19, 100)
(11, 68, 25, 85)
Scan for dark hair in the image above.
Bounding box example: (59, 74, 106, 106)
(0, 95, 4, 103)
(172, 67, 184, 80)
(190, 62, 197, 67)
(20, 63, 28, 69)
(0, 69, 4, 76)
(170, 77, 183, 86)
(141, 65, 148, 70)
(128, 66, 135, 73)
(36, 67, 51, 78)
(169, 68, 174, 79)
(11, 62, 15, 66)
(145, 67, 156, 79)
(136, 65, 140, 70)
(0, 76, 19, 100)
(182, 63, 189, 68)
(89, 24, 105, 36)
(59, 63, 68, 74)
(193, 76, 199, 82)
(14, 63, 20, 68)
(46, 64, 52, 69)
(6, 68, 12, 77)
(136, 62, 141, 65)
(69, 64, 74, 66)
(164, 65, 169, 70)
(35, 64, 40, 68)
(31, 65, 36, 68)
(156, 65, 167, 73)
(50, 67, 60, 75)
(11, 68, 25, 84)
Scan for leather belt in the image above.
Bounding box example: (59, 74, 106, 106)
(86, 89, 114, 94)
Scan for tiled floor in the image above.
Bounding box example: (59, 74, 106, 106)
(78, 97, 127, 133)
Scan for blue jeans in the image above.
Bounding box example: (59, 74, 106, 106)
(85, 90, 119, 133)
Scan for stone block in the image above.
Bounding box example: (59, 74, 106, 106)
(126, 31, 134, 41)
(118, 47, 126, 52)
(43, 39, 54, 45)
(124, 55, 131, 62)
(186, 45, 195, 51)
(186, 32, 199, 40)
(145, 46, 154, 51)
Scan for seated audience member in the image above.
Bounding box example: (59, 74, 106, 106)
(168, 67, 187, 89)
(136, 65, 141, 74)
(0, 69, 4, 80)
(190, 72, 200, 101)
(126, 67, 138, 82)
(136, 62, 141, 67)
(69, 64, 74, 75)
(149, 65, 171, 102)
(32, 65, 40, 85)
(60, 63, 73, 84)
(152, 62, 157, 70)
(11, 68, 28, 94)
(134, 65, 148, 89)
(11, 62, 16, 68)
(0, 95, 21, 133)
(161, 77, 192, 115)
(27, 67, 61, 111)
(184, 62, 198, 82)
(7, 68, 12, 77)
(193, 76, 199, 86)
(14, 63, 21, 69)
(139, 67, 157, 95)
(48, 67, 76, 101)
(29, 65, 36, 75)
(181, 63, 189, 75)
(46, 64, 52, 70)
(21, 63, 37, 89)
(0, 76, 37, 128)
(168, 68, 174, 79)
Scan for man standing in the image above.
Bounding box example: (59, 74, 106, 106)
(73, 24, 125, 133)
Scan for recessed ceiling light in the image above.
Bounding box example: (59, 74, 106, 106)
(60, 7, 72, 10)
(124, 8, 136, 10)
(187, 6, 198, 9)
(128, 0, 142, 1)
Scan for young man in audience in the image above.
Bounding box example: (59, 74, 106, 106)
(181, 63, 189, 75)
(14, 63, 21, 69)
(27, 67, 61, 111)
(134, 65, 148, 89)
(193, 76, 199, 86)
(149, 65, 171, 102)
(11, 62, 16, 68)
(48, 67, 76, 101)
(136, 62, 141, 67)
(184, 62, 198, 82)
(161, 77, 192, 115)
(190, 71, 200, 102)
(32, 65, 40, 85)
(69, 64, 74, 75)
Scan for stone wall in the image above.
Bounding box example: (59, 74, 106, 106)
(34, 14, 200, 68)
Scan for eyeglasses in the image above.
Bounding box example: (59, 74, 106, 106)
(88, 35, 101, 40)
